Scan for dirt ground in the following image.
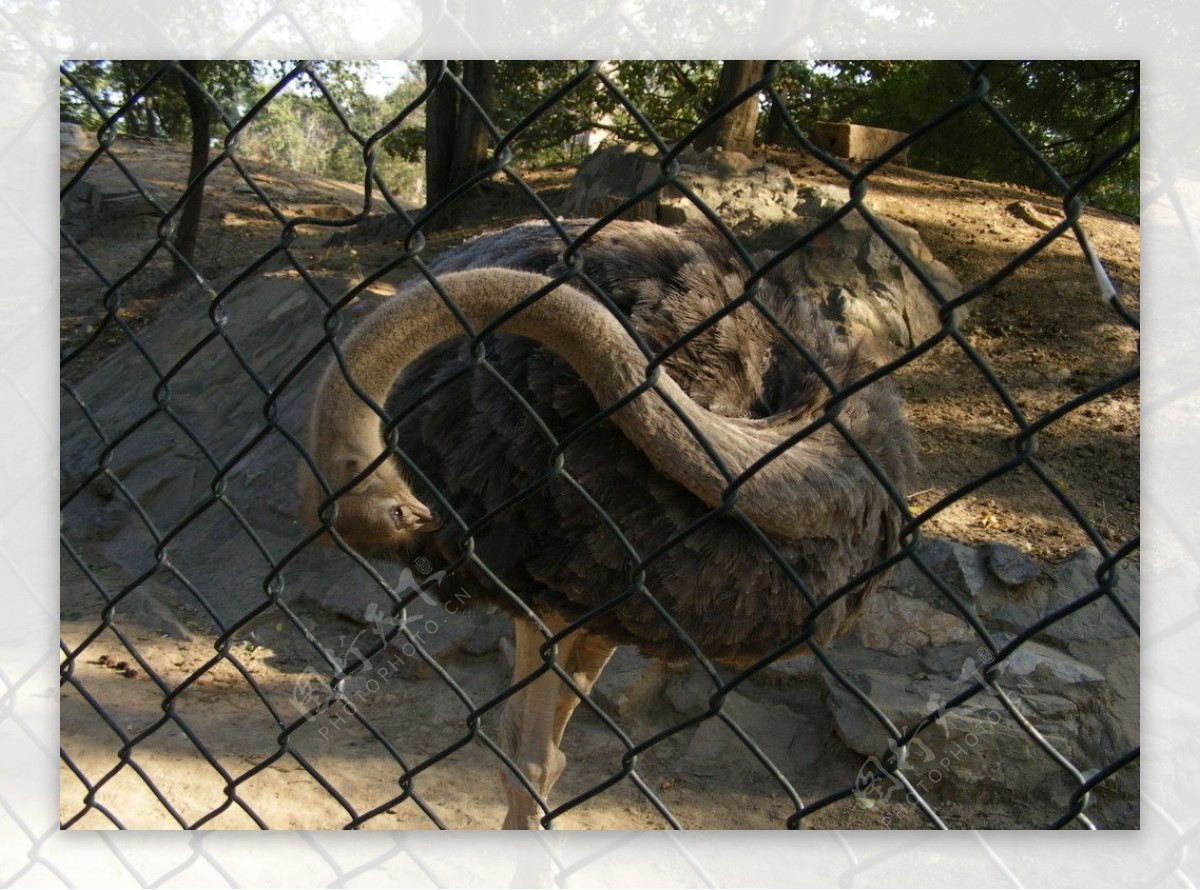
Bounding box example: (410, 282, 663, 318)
(59, 136, 1139, 830)
(60, 592, 1041, 831)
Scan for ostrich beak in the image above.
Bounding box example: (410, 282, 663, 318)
(414, 505, 441, 531)
(397, 500, 441, 532)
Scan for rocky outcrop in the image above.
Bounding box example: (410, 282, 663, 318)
(559, 143, 963, 360)
(61, 121, 97, 166)
(593, 538, 1139, 827)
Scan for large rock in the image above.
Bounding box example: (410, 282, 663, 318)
(559, 143, 799, 231)
(823, 538, 1139, 825)
(853, 588, 975, 657)
(61, 121, 97, 166)
(559, 144, 962, 360)
(824, 653, 1088, 810)
(680, 691, 826, 776)
(62, 272, 357, 629)
(755, 184, 962, 359)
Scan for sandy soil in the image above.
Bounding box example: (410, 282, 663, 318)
(59, 593, 1020, 830)
(59, 136, 1138, 830)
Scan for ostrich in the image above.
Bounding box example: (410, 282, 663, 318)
(300, 219, 916, 829)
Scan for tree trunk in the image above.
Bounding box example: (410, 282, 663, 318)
(764, 99, 787, 147)
(423, 60, 496, 231)
(144, 95, 160, 139)
(423, 60, 460, 225)
(696, 60, 765, 155)
(170, 60, 209, 286)
(449, 61, 495, 188)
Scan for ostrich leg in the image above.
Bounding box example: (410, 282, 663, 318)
(498, 613, 616, 829)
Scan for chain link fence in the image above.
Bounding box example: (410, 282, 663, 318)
(59, 60, 1139, 830)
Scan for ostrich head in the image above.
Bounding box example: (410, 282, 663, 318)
(298, 451, 439, 558)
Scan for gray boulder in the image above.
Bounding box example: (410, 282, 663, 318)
(559, 144, 963, 361)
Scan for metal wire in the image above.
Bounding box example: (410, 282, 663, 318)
(59, 60, 1139, 830)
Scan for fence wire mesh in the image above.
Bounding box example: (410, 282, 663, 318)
(59, 60, 1140, 830)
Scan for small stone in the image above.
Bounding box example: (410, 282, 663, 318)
(755, 650, 823, 686)
(682, 693, 801, 774)
(985, 542, 1041, 587)
(709, 149, 754, 178)
(792, 185, 846, 220)
(922, 538, 988, 599)
(1039, 549, 1139, 646)
(663, 661, 719, 715)
(997, 640, 1105, 685)
(592, 648, 670, 720)
(854, 590, 974, 656)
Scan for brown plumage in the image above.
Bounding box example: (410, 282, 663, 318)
(301, 219, 916, 827)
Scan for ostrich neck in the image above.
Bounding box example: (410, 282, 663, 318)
(312, 268, 869, 540)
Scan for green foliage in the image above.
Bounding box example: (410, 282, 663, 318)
(481, 59, 1137, 215)
(489, 61, 596, 147)
(233, 76, 426, 202)
(61, 60, 1139, 217)
(61, 61, 427, 203)
(766, 61, 1139, 217)
(61, 61, 257, 137)
(484, 61, 724, 165)
(604, 61, 723, 142)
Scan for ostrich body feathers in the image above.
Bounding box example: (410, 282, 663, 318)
(379, 219, 915, 662)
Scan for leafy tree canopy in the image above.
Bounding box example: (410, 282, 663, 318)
(61, 59, 1138, 217)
